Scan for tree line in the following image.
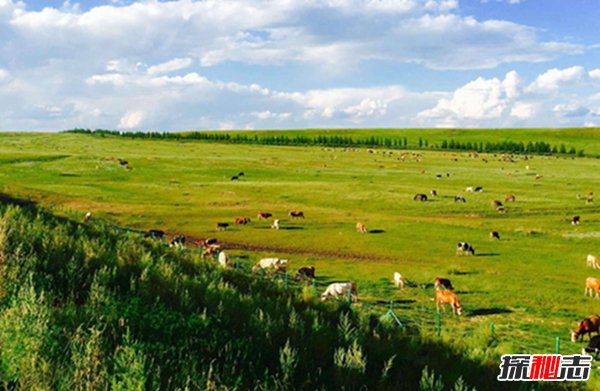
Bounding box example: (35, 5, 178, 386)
(65, 128, 584, 156)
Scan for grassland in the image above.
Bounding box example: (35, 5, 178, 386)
(1, 130, 600, 387)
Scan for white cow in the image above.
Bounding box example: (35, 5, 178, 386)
(218, 251, 229, 268)
(587, 254, 600, 269)
(465, 187, 474, 192)
(271, 219, 280, 230)
(393, 272, 404, 289)
(252, 258, 288, 273)
(320, 282, 358, 302)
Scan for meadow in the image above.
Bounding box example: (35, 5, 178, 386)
(1, 129, 600, 388)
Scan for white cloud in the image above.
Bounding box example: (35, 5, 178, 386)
(510, 102, 535, 119)
(526, 66, 587, 92)
(118, 110, 144, 129)
(252, 110, 291, 120)
(552, 103, 589, 117)
(147, 57, 193, 75)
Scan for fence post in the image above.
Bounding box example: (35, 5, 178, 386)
(555, 337, 560, 354)
(236, 257, 240, 269)
(436, 310, 441, 336)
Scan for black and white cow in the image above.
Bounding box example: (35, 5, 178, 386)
(456, 242, 475, 255)
(454, 195, 466, 203)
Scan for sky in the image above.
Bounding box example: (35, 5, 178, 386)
(0, 0, 599, 131)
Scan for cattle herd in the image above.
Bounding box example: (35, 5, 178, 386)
(82, 155, 599, 357)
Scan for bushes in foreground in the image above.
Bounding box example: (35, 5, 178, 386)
(0, 203, 508, 389)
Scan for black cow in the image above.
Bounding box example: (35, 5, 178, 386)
(231, 176, 239, 181)
(583, 335, 600, 358)
(217, 222, 230, 230)
(572, 216, 581, 225)
(169, 235, 186, 248)
(413, 193, 428, 202)
(474, 186, 483, 192)
(456, 242, 475, 255)
(454, 195, 466, 203)
(490, 231, 500, 240)
(296, 266, 316, 280)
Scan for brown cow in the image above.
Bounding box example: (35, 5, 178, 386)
(83, 212, 92, 222)
(571, 315, 600, 342)
(491, 200, 503, 207)
(289, 211, 305, 219)
(257, 212, 272, 220)
(201, 245, 221, 258)
(413, 193, 428, 202)
(435, 290, 462, 315)
(434, 277, 454, 291)
(195, 238, 217, 247)
(505, 194, 516, 202)
(572, 216, 581, 225)
(234, 216, 251, 225)
(585, 277, 600, 297)
(356, 222, 368, 233)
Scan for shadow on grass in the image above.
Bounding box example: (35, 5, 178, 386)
(469, 307, 513, 316)
(369, 229, 385, 234)
(280, 226, 304, 230)
(448, 270, 479, 276)
(476, 253, 500, 257)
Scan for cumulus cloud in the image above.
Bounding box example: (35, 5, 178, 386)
(147, 58, 194, 75)
(526, 66, 588, 92)
(118, 110, 144, 129)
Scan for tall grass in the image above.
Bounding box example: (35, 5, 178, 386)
(0, 203, 547, 389)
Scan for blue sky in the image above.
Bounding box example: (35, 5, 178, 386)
(0, 0, 599, 131)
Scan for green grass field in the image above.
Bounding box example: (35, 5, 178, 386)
(2, 130, 600, 387)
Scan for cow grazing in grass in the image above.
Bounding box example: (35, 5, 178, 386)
(456, 242, 475, 256)
(474, 186, 483, 192)
(238, 172, 245, 176)
(435, 290, 462, 315)
(505, 194, 516, 202)
(585, 277, 600, 297)
(321, 282, 358, 302)
(356, 222, 368, 233)
(434, 277, 454, 291)
(230, 176, 239, 181)
(491, 200, 503, 207)
(257, 212, 272, 220)
(289, 210, 305, 219)
(217, 222, 229, 231)
(195, 238, 217, 247)
(393, 272, 404, 289)
(252, 258, 288, 273)
(588, 255, 600, 269)
(490, 231, 500, 240)
(465, 187, 474, 192)
(413, 193, 428, 202)
(234, 216, 251, 225)
(572, 216, 581, 225)
(218, 251, 229, 268)
(83, 212, 92, 223)
(454, 195, 466, 203)
(118, 158, 128, 166)
(271, 219, 280, 230)
(169, 235, 186, 249)
(201, 245, 220, 258)
(571, 315, 600, 342)
(582, 336, 600, 357)
(144, 229, 165, 240)
(430, 190, 438, 197)
(296, 266, 315, 279)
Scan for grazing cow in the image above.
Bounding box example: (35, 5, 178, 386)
(456, 242, 475, 256)
(436, 174, 442, 179)
(474, 186, 483, 192)
(571, 315, 600, 342)
(217, 222, 229, 231)
(271, 219, 280, 230)
(465, 187, 474, 192)
(169, 235, 186, 249)
(489, 231, 500, 240)
(252, 258, 288, 273)
(83, 212, 92, 223)
(582, 336, 600, 357)
(296, 266, 316, 279)
(413, 193, 428, 202)
(195, 238, 217, 247)
(201, 245, 221, 258)
(491, 200, 503, 207)
(430, 190, 438, 197)
(257, 212, 272, 220)
(238, 172, 245, 176)
(289, 210, 305, 219)
(434, 277, 454, 291)
(585, 277, 600, 297)
(356, 222, 368, 233)
(497, 206, 507, 213)
(454, 195, 466, 203)
(234, 216, 251, 225)
(393, 272, 404, 289)
(435, 290, 462, 315)
(118, 159, 128, 166)
(320, 282, 358, 302)
(587, 255, 600, 269)
(231, 176, 239, 181)
(572, 216, 581, 225)
(505, 194, 516, 202)
(218, 251, 229, 268)
(144, 229, 165, 239)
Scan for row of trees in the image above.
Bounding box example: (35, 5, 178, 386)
(65, 128, 584, 156)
